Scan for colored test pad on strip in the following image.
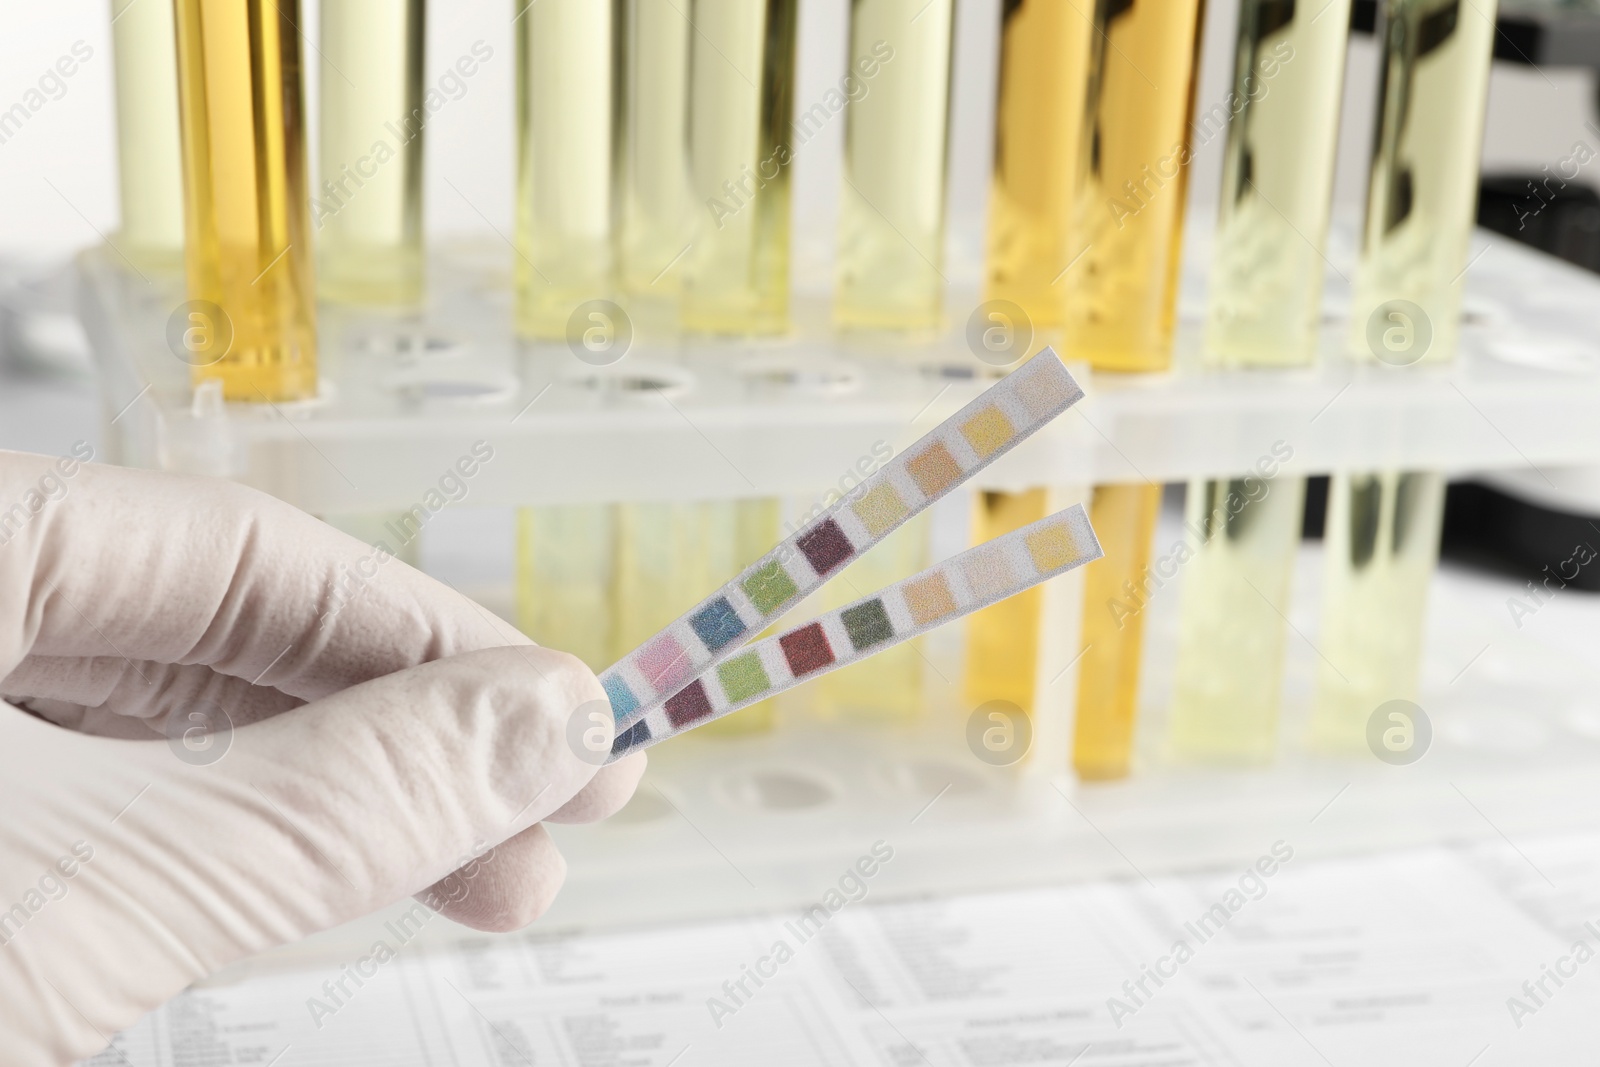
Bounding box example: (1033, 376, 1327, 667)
(595, 350, 1086, 733)
(606, 504, 1103, 759)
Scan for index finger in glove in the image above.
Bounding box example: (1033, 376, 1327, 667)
(0, 449, 529, 702)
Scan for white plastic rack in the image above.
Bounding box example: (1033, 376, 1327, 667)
(82, 231, 1600, 511)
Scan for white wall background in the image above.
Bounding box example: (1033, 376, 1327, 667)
(0, 1, 1594, 267)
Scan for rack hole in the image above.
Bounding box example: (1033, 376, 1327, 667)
(720, 769, 836, 812)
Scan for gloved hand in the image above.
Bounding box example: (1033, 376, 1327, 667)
(0, 449, 644, 1065)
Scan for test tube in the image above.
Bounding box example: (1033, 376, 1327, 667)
(1167, 476, 1306, 762)
(173, 0, 317, 402)
(514, 0, 616, 339)
(618, 0, 692, 299)
(111, 0, 184, 271)
(613, 502, 714, 657)
(1063, 0, 1205, 372)
(964, 490, 1047, 720)
(680, 0, 798, 335)
(1347, 0, 1497, 364)
(982, 0, 1091, 329)
(1066, 0, 1204, 781)
(1167, 0, 1350, 762)
(517, 506, 618, 672)
(679, 0, 796, 663)
(833, 0, 954, 333)
(513, 2, 621, 692)
(317, 0, 425, 306)
(1313, 0, 1496, 750)
(1204, 0, 1351, 366)
(972, 5, 1091, 751)
(1072, 482, 1162, 780)
(1311, 472, 1446, 751)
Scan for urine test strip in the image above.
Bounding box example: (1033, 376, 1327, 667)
(608, 504, 1102, 758)
(597, 350, 1084, 731)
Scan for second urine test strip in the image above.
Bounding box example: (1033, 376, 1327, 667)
(598, 349, 1085, 732)
(609, 504, 1102, 758)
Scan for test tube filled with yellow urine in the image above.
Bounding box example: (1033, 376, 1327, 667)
(1204, 0, 1350, 366)
(964, 490, 1047, 720)
(173, 0, 317, 401)
(1065, 0, 1204, 372)
(512, 0, 621, 665)
(1312, 0, 1496, 751)
(314, 0, 428, 562)
(1167, 0, 1350, 762)
(317, 0, 426, 306)
(1066, 0, 1205, 781)
(675, 0, 796, 737)
(613, 503, 718, 659)
(1347, 0, 1495, 368)
(1167, 472, 1306, 763)
(111, 0, 184, 272)
(514, 0, 616, 338)
(983, 0, 1091, 330)
(834, 0, 954, 333)
(822, 0, 949, 713)
(681, 0, 798, 335)
(1073, 482, 1164, 779)
(965, 4, 1091, 746)
(517, 505, 618, 672)
(618, 0, 692, 300)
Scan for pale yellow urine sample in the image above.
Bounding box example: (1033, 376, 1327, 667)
(174, 0, 317, 402)
(514, 0, 614, 339)
(619, 0, 692, 297)
(612, 503, 709, 656)
(320, 3, 430, 631)
(834, 0, 953, 334)
(611, 500, 780, 736)
(1170, 0, 1347, 762)
(1073, 483, 1161, 780)
(1205, 0, 1351, 366)
(1168, 476, 1307, 763)
(1064, 0, 1204, 372)
(111, 0, 184, 271)
(983, 0, 1091, 330)
(681, 0, 797, 335)
(1347, 0, 1497, 363)
(1310, 472, 1444, 752)
(317, 0, 425, 306)
(964, 490, 1047, 716)
(1310, 0, 1491, 749)
(818, 510, 931, 721)
(516, 505, 617, 672)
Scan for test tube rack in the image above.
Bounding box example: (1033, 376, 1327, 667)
(86, 234, 1600, 507)
(80, 228, 1600, 928)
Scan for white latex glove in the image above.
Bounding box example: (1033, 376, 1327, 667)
(0, 449, 645, 1065)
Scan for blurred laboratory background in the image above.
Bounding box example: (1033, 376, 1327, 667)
(9, 0, 1600, 1062)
